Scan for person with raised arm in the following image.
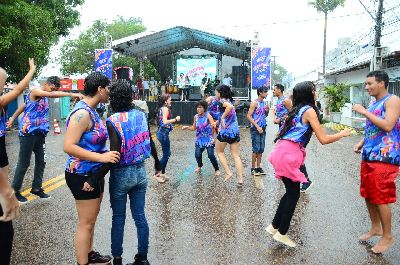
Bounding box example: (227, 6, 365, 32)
(0, 58, 36, 265)
(266, 81, 350, 248)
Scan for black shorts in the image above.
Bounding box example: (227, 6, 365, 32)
(0, 136, 9, 168)
(65, 171, 104, 200)
(0, 204, 13, 265)
(217, 134, 240, 144)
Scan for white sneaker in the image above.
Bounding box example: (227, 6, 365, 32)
(273, 231, 297, 247)
(265, 224, 278, 235)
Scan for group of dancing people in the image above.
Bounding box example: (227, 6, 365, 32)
(0, 60, 399, 265)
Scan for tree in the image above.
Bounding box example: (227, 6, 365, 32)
(309, 0, 346, 76)
(271, 63, 288, 84)
(0, 0, 84, 81)
(323, 83, 350, 112)
(60, 16, 160, 80)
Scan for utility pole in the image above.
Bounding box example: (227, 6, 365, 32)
(271, 55, 278, 86)
(371, 0, 384, 71)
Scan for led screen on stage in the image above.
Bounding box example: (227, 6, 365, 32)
(176, 57, 217, 86)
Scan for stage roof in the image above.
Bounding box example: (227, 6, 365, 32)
(112, 26, 249, 60)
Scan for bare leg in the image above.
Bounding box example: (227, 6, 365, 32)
(251, 153, 257, 168)
(256, 153, 262, 168)
(371, 204, 394, 254)
(74, 197, 101, 264)
(215, 140, 232, 180)
(230, 142, 243, 184)
(360, 199, 382, 241)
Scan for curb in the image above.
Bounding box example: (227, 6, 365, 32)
(323, 122, 363, 135)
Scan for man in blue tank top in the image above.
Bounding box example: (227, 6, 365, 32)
(273, 84, 291, 126)
(353, 70, 400, 254)
(247, 87, 269, 176)
(8, 76, 83, 203)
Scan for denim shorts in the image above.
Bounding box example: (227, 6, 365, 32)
(250, 127, 266, 153)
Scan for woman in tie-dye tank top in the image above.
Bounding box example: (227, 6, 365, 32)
(104, 80, 161, 264)
(266, 81, 350, 248)
(64, 73, 120, 265)
(182, 100, 220, 175)
(214, 85, 243, 186)
(156, 94, 181, 181)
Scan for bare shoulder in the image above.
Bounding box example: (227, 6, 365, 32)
(70, 109, 90, 124)
(303, 107, 318, 118)
(388, 94, 400, 104)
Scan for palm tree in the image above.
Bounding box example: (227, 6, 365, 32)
(309, 0, 346, 76)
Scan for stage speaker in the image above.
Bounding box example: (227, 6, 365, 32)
(115, 68, 130, 80)
(170, 94, 180, 101)
(189, 93, 202, 101)
(232, 66, 247, 88)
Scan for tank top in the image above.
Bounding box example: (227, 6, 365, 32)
(281, 105, 312, 147)
(19, 90, 49, 136)
(208, 96, 221, 120)
(108, 109, 151, 166)
(275, 96, 289, 119)
(65, 101, 108, 174)
(251, 99, 267, 128)
(158, 106, 173, 131)
(195, 112, 213, 147)
(218, 99, 239, 138)
(363, 94, 400, 165)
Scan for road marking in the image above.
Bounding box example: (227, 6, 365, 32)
(19, 174, 66, 203)
(25, 180, 66, 202)
(21, 174, 65, 196)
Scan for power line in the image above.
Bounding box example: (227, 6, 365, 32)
(200, 13, 366, 31)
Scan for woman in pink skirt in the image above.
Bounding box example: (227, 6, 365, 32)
(266, 81, 350, 247)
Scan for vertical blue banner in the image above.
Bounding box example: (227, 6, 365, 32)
(251, 47, 271, 89)
(95, 49, 113, 79)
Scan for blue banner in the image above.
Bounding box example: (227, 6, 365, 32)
(95, 49, 113, 79)
(251, 47, 271, 89)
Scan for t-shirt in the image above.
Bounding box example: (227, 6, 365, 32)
(143, 81, 149, 90)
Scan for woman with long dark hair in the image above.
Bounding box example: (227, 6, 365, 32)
(266, 81, 350, 247)
(156, 94, 180, 181)
(214, 85, 243, 185)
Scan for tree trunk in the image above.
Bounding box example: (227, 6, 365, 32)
(323, 12, 327, 76)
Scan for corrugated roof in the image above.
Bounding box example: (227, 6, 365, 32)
(112, 26, 249, 60)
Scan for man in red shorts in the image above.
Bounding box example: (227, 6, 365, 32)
(353, 70, 400, 254)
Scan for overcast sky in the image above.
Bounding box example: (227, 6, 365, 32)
(43, 0, 397, 79)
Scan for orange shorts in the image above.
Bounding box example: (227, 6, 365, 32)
(360, 161, 399, 205)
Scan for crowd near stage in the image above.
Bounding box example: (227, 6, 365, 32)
(146, 98, 251, 127)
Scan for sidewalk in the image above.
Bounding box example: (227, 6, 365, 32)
(323, 115, 365, 135)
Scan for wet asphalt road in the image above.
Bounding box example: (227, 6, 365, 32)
(5, 117, 400, 265)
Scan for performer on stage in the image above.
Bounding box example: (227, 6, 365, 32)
(177, 73, 186, 102)
(201, 73, 211, 97)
